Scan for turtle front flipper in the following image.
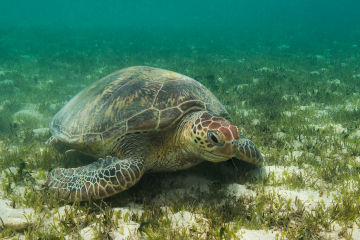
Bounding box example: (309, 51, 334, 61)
(47, 156, 145, 201)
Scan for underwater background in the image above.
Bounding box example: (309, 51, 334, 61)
(0, 0, 360, 239)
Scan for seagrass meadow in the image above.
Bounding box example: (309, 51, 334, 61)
(1, 0, 360, 239)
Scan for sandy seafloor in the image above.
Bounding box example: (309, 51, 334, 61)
(0, 29, 360, 239)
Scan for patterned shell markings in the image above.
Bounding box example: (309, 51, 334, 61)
(50, 66, 228, 146)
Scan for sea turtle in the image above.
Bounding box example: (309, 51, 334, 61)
(47, 66, 263, 201)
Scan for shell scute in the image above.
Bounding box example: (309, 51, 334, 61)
(154, 79, 204, 110)
(158, 107, 182, 129)
(179, 100, 205, 111)
(127, 109, 159, 131)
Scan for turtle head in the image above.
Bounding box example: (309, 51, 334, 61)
(185, 111, 263, 165)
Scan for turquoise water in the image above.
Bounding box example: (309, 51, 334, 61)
(1, 1, 360, 49)
(1, 0, 359, 32)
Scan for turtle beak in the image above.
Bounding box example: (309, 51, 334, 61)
(234, 135, 263, 165)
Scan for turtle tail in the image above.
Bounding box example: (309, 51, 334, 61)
(47, 156, 144, 201)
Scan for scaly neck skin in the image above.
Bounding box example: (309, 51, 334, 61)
(176, 111, 208, 159)
(175, 112, 202, 153)
(140, 112, 204, 172)
(148, 111, 205, 172)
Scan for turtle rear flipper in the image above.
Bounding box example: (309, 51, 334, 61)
(47, 156, 145, 201)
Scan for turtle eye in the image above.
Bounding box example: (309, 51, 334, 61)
(208, 131, 224, 146)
